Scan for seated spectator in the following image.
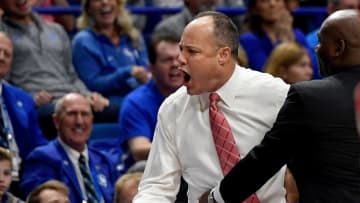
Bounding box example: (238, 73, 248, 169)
(0, 32, 47, 183)
(118, 32, 183, 168)
(73, 0, 150, 113)
(153, 0, 217, 39)
(0, 147, 24, 203)
(0, 0, 114, 139)
(264, 42, 313, 84)
(119, 31, 189, 203)
(20, 93, 118, 203)
(26, 180, 70, 203)
(306, 0, 360, 49)
(113, 172, 142, 203)
(240, 0, 321, 78)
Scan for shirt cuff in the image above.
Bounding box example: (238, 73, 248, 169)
(212, 182, 225, 203)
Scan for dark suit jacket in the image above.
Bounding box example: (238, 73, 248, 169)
(20, 139, 117, 203)
(3, 82, 47, 160)
(220, 66, 360, 203)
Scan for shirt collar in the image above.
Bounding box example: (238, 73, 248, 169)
(199, 65, 242, 111)
(2, 12, 44, 31)
(58, 137, 89, 161)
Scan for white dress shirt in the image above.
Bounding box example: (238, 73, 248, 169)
(133, 66, 290, 203)
(58, 138, 90, 199)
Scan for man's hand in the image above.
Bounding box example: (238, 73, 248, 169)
(34, 90, 54, 107)
(131, 65, 151, 84)
(275, 10, 294, 42)
(87, 92, 109, 112)
(199, 190, 210, 203)
(285, 167, 299, 203)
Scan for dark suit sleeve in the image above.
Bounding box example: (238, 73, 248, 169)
(220, 85, 306, 203)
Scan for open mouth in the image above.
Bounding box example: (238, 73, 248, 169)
(184, 72, 191, 83)
(100, 6, 113, 16)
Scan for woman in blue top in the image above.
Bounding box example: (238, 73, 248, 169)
(241, 0, 320, 79)
(72, 0, 151, 106)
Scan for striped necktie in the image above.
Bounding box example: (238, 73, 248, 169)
(79, 154, 98, 203)
(209, 93, 260, 203)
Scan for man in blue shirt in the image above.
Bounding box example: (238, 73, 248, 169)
(118, 32, 184, 168)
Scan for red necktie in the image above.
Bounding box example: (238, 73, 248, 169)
(209, 93, 260, 203)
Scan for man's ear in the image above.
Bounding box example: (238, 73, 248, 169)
(218, 47, 231, 66)
(334, 39, 346, 57)
(53, 113, 59, 130)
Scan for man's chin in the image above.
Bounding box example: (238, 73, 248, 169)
(186, 86, 205, 96)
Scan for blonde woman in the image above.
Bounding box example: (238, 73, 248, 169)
(72, 0, 150, 107)
(265, 42, 313, 84)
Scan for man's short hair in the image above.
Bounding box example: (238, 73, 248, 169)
(194, 11, 239, 59)
(26, 180, 69, 203)
(148, 32, 180, 64)
(0, 147, 12, 165)
(114, 172, 143, 203)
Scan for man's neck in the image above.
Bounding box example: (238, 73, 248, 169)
(5, 14, 33, 25)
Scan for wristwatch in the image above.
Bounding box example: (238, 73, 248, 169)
(208, 190, 218, 203)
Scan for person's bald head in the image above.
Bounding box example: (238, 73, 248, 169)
(316, 9, 360, 76)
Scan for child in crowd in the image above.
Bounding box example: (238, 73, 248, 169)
(114, 173, 142, 203)
(26, 180, 70, 203)
(0, 147, 23, 203)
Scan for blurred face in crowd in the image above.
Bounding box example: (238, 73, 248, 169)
(1, 0, 34, 23)
(151, 41, 184, 96)
(178, 16, 230, 95)
(281, 53, 313, 84)
(87, 0, 120, 28)
(0, 33, 12, 79)
(53, 93, 93, 152)
(38, 189, 70, 203)
(0, 160, 12, 198)
(252, 0, 287, 23)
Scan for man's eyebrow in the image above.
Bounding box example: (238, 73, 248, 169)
(179, 44, 200, 50)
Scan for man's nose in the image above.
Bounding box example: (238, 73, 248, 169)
(177, 52, 186, 66)
(75, 114, 85, 123)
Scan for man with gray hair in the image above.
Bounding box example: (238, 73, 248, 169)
(20, 93, 117, 203)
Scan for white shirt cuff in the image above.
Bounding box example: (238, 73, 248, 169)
(212, 182, 225, 203)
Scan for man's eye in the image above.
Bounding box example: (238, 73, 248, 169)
(188, 49, 198, 54)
